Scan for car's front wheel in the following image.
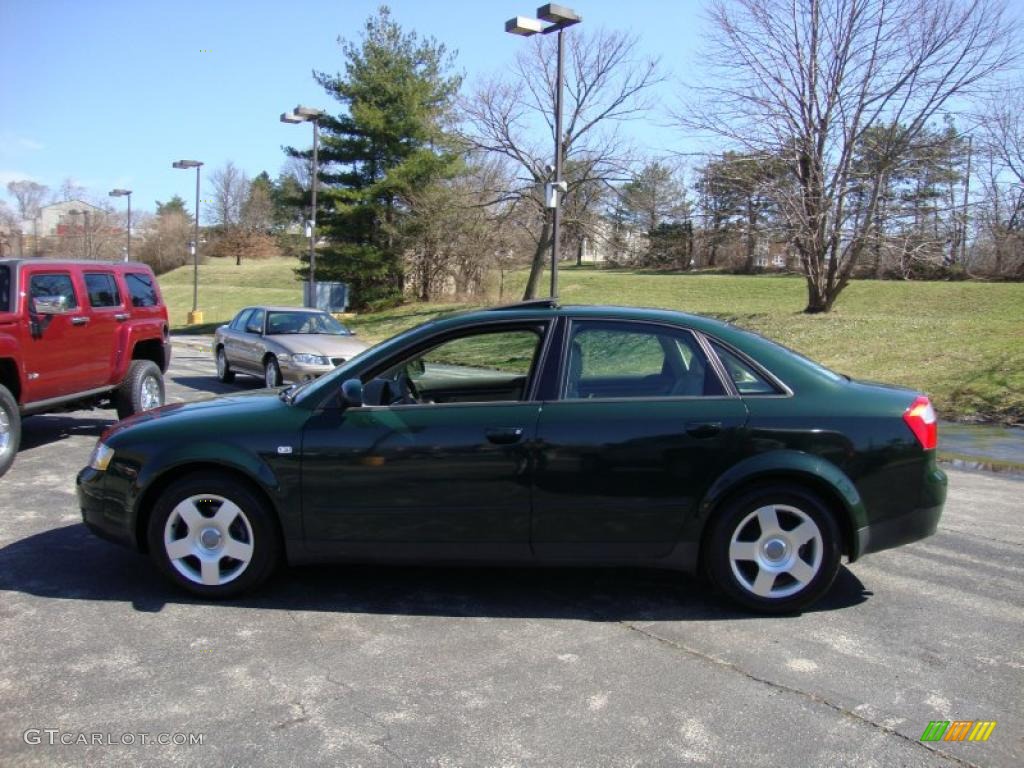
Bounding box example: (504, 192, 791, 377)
(264, 356, 282, 388)
(0, 383, 21, 478)
(115, 359, 165, 419)
(215, 346, 235, 383)
(147, 472, 280, 597)
(705, 484, 841, 614)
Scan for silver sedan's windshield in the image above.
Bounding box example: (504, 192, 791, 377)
(266, 311, 350, 336)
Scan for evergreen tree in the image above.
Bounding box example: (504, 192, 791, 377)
(296, 5, 462, 308)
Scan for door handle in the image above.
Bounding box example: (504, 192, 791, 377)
(70, 316, 90, 326)
(685, 421, 722, 438)
(114, 312, 129, 321)
(485, 427, 524, 445)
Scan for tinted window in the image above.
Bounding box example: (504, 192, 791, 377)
(0, 266, 9, 312)
(125, 272, 158, 307)
(245, 309, 265, 334)
(710, 341, 779, 395)
(84, 272, 121, 308)
(30, 273, 78, 310)
(231, 308, 253, 331)
(564, 321, 723, 399)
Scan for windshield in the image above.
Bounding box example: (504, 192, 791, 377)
(265, 310, 350, 336)
(0, 266, 9, 312)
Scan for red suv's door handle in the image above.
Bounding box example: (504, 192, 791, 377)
(70, 316, 90, 326)
(114, 313, 129, 321)
(485, 427, 524, 445)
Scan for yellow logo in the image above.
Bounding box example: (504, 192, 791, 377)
(920, 721, 997, 742)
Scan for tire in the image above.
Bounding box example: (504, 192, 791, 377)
(263, 356, 282, 388)
(215, 346, 235, 383)
(146, 472, 280, 598)
(115, 359, 165, 419)
(704, 484, 841, 614)
(0, 384, 20, 479)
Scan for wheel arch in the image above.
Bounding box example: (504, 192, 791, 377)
(0, 357, 21, 402)
(697, 452, 867, 564)
(134, 460, 286, 559)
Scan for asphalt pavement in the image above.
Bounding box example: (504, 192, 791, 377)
(0, 342, 1021, 767)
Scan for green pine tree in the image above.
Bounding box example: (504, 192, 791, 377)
(295, 5, 462, 309)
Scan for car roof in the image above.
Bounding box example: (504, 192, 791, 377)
(0, 258, 153, 270)
(243, 306, 331, 313)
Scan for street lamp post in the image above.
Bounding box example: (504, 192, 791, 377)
(109, 189, 132, 262)
(172, 160, 204, 323)
(281, 106, 325, 308)
(506, 3, 582, 299)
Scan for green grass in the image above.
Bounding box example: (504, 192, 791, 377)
(163, 257, 1024, 424)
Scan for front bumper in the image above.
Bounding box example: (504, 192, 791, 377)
(855, 466, 947, 556)
(280, 361, 335, 383)
(77, 467, 137, 549)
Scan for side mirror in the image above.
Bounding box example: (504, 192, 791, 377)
(340, 378, 363, 407)
(32, 295, 68, 315)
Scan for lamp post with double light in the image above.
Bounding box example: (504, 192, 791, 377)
(172, 160, 204, 323)
(506, 3, 582, 299)
(109, 189, 132, 262)
(281, 106, 325, 308)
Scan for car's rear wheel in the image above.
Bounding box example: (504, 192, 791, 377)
(264, 356, 282, 388)
(0, 384, 20, 478)
(115, 359, 165, 419)
(147, 472, 280, 597)
(215, 346, 235, 383)
(705, 484, 841, 614)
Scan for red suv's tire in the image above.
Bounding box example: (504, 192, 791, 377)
(0, 384, 20, 478)
(115, 360, 165, 419)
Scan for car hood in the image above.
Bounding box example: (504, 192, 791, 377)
(102, 389, 290, 442)
(266, 334, 368, 358)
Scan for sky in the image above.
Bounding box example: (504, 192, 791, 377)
(0, 0, 707, 221)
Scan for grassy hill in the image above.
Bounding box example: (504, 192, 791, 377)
(160, 256, 1024, 424)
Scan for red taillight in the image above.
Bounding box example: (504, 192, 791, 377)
(903, 396, 937, 450)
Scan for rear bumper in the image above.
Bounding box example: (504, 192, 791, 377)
(855, 467, 947, 557)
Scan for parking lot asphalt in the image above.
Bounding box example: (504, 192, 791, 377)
(0, 343, 1021, 767)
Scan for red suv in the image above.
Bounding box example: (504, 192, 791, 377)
(0, 259, 171, 478)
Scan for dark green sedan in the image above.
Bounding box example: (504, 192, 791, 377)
(77, 301, 947, 613)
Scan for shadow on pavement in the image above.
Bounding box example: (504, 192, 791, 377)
(0, 523, 872, 620)
(19, 414, 114, 452)
(170, 375, 264, 396)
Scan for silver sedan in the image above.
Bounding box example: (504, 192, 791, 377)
(214, 306, 369, 387)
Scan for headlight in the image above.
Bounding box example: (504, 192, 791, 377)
(291, 353, 331, 366)
(88, 441, 115, 471)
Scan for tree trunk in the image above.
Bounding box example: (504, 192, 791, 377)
(522, 217, 552, 300)
(743, 196, 757, 272)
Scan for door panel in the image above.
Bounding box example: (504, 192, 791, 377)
(301, 403, 540, 558)
(21, 271, 93, 400)
(80, 271, 123, 389)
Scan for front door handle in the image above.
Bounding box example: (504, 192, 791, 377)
(485, 427, 524, 445)
(114, 312, 129, 321)
(70, 316, 90, 326)
(686, 421, 722, 438)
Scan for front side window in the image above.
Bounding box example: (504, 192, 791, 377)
(125, 272, 158, 307)
(372, 326, 544, 405)
(230, 308, 253, 331)
(563, 321, 724, 400)
(0, 266, 9, 312)
(84, 272, 121, 308)
(266, 311, 350, 335)
(30, 273, 79, 311)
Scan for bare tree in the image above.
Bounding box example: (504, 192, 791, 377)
(976, 84, 1024, 275)
(462, 28, 663, 299)
(206, 161, 250, 228)
(683, 0, 1019, 312)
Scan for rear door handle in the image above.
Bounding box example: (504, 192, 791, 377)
(70, 316, 90, 326)
(114, 312, 129, 321)
(686, 421, 722, 438)
(485, 427, 524, 445)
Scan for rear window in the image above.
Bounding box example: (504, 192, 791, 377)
(85, 272, 121, 308)
(125, 272, 159, 307)
(0, 266, 9, 312)
(710, 341, 779, 395)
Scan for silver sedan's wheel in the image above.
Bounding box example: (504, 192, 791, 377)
(264, 357, 281, 388)
(705, 484, 841, 614)
(215, 347, 235, 383)
(148, 473, 280, 597)
(728, 504, 823, 599)
(163, 494, 255, 586)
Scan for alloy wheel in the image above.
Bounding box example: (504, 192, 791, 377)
(141, 375, 163, 411)
(163, 494, 255, 586)
(728, 504, 823, 599)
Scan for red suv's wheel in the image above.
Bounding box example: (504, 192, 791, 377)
(0, 384, 20, 478)
(115, 360, 165, 419)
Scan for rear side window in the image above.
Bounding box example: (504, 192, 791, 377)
(125, 272, 159, 307)
(0, 265, 9, 312)
(564, 321, 724, 399)
(30, 273, 79, 310)
(710, 341, 780, 395)
(84, 272, 121, 308)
